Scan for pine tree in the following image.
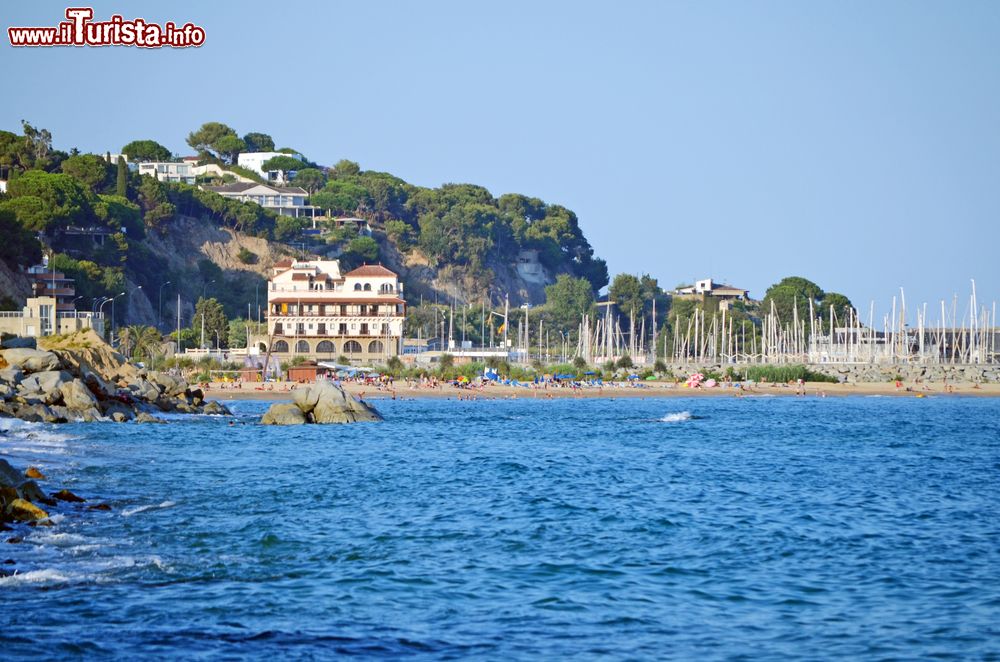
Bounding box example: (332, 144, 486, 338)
(116, 157, 127, 197)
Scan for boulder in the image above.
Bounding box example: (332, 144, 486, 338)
(5, 498, 48, 522)
(135, 412, 165, 424)
(0, 459, 22, 488)
(260, 403, 308, 425)
(201, 401, 231, 416)
(185, 387, 205, 406)
(100, 401, 134, 422)
(0, 348, 61, 373)
(18, 369, 72, 396)
(53, 489, 85, 503)
(61, 378, 98, 411)
(0, 336, 36, 350)
(0, 384, 12, 399)
(127, 378, 160, 403)
(0, 368, 24, 386)
(262, 381, 382, 425)
(24, 466, 46, 480)
(147, 372, 187, 397)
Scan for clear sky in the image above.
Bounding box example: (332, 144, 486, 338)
(3, 1, 999, 321)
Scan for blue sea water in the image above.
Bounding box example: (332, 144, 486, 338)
(1, 395, 999, 660)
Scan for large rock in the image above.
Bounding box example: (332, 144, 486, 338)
(0, 368, 24, 386)
(5, 498, 48, 522)
(201, 401, 231, 416)
(147, 372, 188, 397)
(19, 370, 72, 396)
(262, 381, 382, 425)
(260, 403, 307, 425)
(61, 378, 98, 411)
(1, 348, 61, 373)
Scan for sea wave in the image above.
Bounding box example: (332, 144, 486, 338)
(660, 411, 692, 423)
(121, 501, 176, 518)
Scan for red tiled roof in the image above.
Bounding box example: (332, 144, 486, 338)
(344, 264, 397, 278)
(274, 258, 294, 268)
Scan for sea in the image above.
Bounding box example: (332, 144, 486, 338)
(1, 395, 999, 660)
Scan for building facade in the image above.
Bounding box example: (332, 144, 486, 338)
(203, 182, 318, 218)
(265, 260, 405, 363)
(0, 296, 104, 338)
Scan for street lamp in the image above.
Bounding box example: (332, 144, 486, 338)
(99, 292, 124, 342)
(127, 285, 143, 327)
(158, 281, 171, 330)
(202, 279, 216, 300)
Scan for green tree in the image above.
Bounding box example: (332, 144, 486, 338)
(330, 159, 360, 178)
(115, 156, 128, 196)
(192, 297, 228, 348)
(0, 209, 42, 268)
(818, 292, 855, 329)
(609, 273, 644, 318)
(186, 122, 238, 160)
(214, 134, 246, 165)
(274, 215, 308, 242)
(339, 236, 379, 269)
(384, 219, 413, 249)
(61, 154, 113, 193)
(292, 167, 326, 194)
(137, 176, 175, 231)
(120, 139, 172, 162)
(4, 170, 93, 231)
(544, 274, 595, 331)
(260, 155, 304, 174)
(311, 180, 370, 216)
(94, 194, 144, 237)
(762, 276, 824, 323)
(242, 132, 275, 152)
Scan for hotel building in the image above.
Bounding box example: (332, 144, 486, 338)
(265, 259, 405, 362)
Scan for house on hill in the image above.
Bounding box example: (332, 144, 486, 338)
(674, 278, 750, 309)
(202, 182, 319, 219)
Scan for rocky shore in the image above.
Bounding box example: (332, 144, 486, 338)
(0, 331, 230, 424)
(261, 380, 382, 424)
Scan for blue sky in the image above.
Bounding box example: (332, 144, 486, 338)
(3, 1, 999, 320)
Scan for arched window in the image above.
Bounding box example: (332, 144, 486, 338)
(257, 342, 268, 353)
(272, 340, 289, 353)
(363, 283, 372, 291)
(295, 340, 310, 353)
(316, 340, 335, 353)
(380, 283, 394, 293)
(353, 283, 362, 291)
(368, 340, 384, 354)
(343, 340, 362, 354)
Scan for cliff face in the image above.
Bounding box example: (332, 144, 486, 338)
(0, 262, 31, 309)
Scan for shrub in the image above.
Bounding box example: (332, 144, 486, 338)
(237, 247, 257, 264)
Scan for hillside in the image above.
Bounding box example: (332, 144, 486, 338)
(0, 122, 609, 328)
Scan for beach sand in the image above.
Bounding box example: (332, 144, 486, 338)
(203, 380, 1000, 402)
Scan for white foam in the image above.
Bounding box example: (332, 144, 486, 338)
(121, 500, 176, 517)
(0, 568, 71, 587)
(660, 411, 692, 423)
(27, 531, 88, 547)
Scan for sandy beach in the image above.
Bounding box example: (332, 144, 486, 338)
(202, 379, 1000, 402)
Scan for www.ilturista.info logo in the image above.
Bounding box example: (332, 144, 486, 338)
(8, 7, 205, 48)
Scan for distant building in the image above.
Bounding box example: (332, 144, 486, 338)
(27, 259, 78, 313)
(0, 296, 104, 338)
(138, 160, 256, 185)
(674, 278, 750, 309)
(202, 182, 318, 218)
(263, 259, 405, 363)
(237, 151, 305, 184)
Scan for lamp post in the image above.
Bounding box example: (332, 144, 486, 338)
(127, 285, 143, 328)
(559, 330, 566, 364)
(99, 292, 124, 343)
(202, 279, 216, 301)
(158, 281, 171, 331)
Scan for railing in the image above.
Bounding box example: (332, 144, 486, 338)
(0, 311, 24, 318)
(57, 311, 102, 319)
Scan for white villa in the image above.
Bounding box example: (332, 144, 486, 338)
(263, 259, 406, 363)
(202, 182, 319, 218)
(674, 278, 750, 309)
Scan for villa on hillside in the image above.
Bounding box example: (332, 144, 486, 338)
(262, 259, 405, 364)
(237, 151, 306, 184)
(674, 278, 750, 309)
(202, 182, 320, 219)
(138, 158, 256, 185)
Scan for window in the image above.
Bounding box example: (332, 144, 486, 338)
(296, 323, 305, 334)
(344, 340, 362, 354)
(368, 340, 384, 354)
(338, 323, 348, 334)
(317, 323, 326, 335)
(360, 323, 369, 335)
(354, 283, 362, 291)
(295, 340, 310, 353)
(317, 340, 335, 353)
(363, 283, 372, 291)
(272, 340, 289, 353)
(274, 322, 283, 334)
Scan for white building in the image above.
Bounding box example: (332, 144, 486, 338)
(263, 259, 406, 363)
(237, 151, 305, 183)
(674, 278, 750, 309)
(0, 296, 104, 338)
(138, 160, 256, 185)
(202, 182, 319, 218)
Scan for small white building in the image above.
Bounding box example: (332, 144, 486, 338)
(674, 278, 750, 309)
(0, 297, 104, 338)
(139, 161, 197, 184)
